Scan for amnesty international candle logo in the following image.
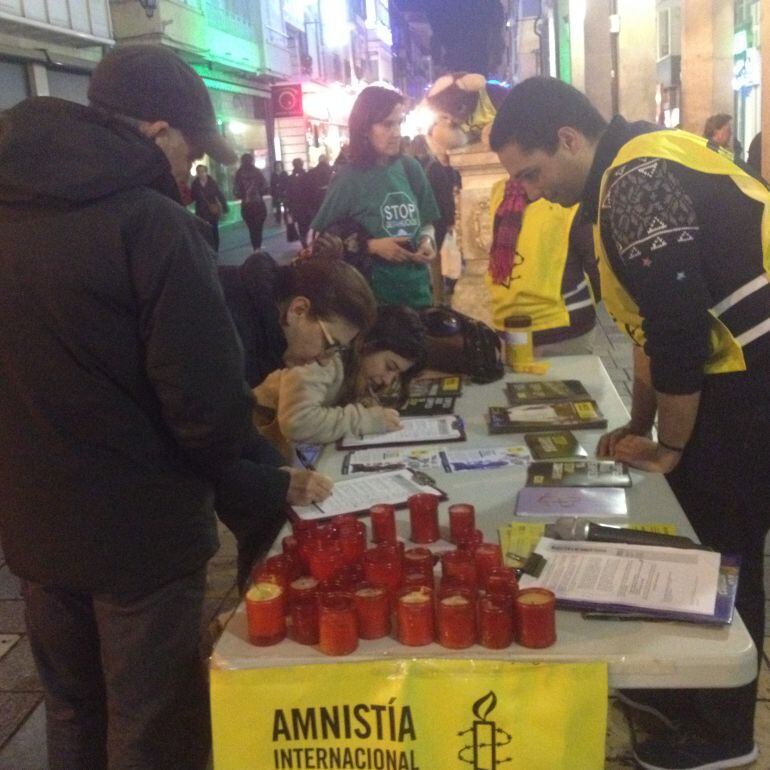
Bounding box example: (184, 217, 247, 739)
(458, 691, 512, 769)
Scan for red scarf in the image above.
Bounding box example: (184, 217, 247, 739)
(488, 180, 529, 284)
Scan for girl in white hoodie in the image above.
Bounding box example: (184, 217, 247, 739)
(254, 305, 427, 450)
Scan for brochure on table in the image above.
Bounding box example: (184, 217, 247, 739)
(339, 415, 465, 449)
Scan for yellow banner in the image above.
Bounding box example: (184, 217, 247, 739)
(211, 658, 607, 770)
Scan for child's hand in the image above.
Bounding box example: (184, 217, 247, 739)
(380, 408, 402, 432)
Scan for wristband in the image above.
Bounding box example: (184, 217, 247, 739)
(658, 438, 685, 453)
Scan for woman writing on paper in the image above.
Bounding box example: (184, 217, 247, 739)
(254, 305, 428, 450)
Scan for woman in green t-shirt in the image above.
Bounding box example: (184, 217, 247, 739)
(311, 86, 441, 308)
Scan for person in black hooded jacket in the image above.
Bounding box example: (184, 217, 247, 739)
(0, 45, 331, 770)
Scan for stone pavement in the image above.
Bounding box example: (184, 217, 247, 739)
(1, 283, 768, 766)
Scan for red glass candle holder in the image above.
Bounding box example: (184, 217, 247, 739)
(407, 493, 440, 544)
(282, 534, 301, 560)
(437, 594, 477, 649)
(369, 503, 397, 544)
(396, 587, 435, 646)
(290, 595, 319, 645)
(318, 592, 359, 656)
(474, 543, 503, 588)
(403, 547, 435, 581)
(308, 543, 345, 582)
(485, 566, 519, 598)
(337, 521, 367, 565)
(448, 503, 476, 543)
(288, 576, 319, 606)
(455, 528, 484, 554)
(260, 554, 292, 591)
(479, 594, 514, 649)
(515, 588, 556, 648)
(362, 547, 403, 599)
(441, 550, 478, 592)
(330, 513, 358, 532)
(437, 576, 476, 602)
(354, 585, 391, 639)
(402, 569, 434, 591)
(245, 582, 286, 646)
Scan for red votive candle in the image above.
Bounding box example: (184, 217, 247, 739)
(438, 594, 477, 649)
(337, 521, 367, 565)
(318, 592, 359, 656)
(396, 587, 435, 646)
(402, 569, 434, 591)
(448, 503, 476, 543)
(354, 585, 391, 639)
(408, 493, 440, 544)
(288, 576, 319, 605)
(290, 595, 319, 645)
(437, 576, 476, 602)
(308, 543, 345, 582)
(259, 554, 292, 591)
(369, 504, 397, 544)
(403, 547, 435, 581)
(363, 547, 403, 599)
(474, 543, 503, 588)
(330, 513, 358, 532)
(479, 594, 514, 649)
(485, 566, 519, 597)
(441, 550, 478, 591)
(245, 582, 286, 646)
(455, 528, 484, 554)
(515, 588, 556, 648)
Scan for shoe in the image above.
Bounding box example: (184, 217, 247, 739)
(615, 688, 689, 730)
(633, 734, 758, 769)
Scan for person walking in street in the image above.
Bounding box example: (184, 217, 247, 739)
(307, 154, 333, 215)
(0, 45, 259, 770)
(190, 163, 228, 251)
(311, 86, 441, 309)
(234, 152, 268, 249)
(490, 75, 769, 770)
(285, 158, 315, 248)
(269, 160, 289, 224)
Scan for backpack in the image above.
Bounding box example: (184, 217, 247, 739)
(419, 307, 504, 384)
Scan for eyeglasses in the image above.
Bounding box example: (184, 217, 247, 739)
(317, 318, 350, 357)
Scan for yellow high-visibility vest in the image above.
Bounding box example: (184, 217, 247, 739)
(595, 129, 770, 373)
(486, 180, 593, 332)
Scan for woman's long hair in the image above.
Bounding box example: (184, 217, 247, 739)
(338, 305, 427, 406)
(348, 86, 405, 168)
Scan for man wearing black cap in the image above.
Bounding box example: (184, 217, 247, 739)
(0, 45, 254, 769)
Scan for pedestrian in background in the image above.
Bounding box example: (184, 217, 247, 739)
(307, 154, 333, 216)
(0, 45, 251, 770)
(190, 163, 228, 252)
(234, 152, 268, 249)
(269, 160, 289, 224)
(285, 158, 315, 248)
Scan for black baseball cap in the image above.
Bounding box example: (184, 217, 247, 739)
(88, 45, 237, 165)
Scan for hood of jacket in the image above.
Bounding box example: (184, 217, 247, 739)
(0, 97, 180, 206)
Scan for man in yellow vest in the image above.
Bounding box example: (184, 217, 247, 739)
(490, 76, 769, 770)
(486, 177, 598, 354)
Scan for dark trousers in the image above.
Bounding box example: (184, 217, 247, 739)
(241, 200, 267, 250)
(210, 218, 220, 252)
(23, 567, 210, 770)
(661, 380, 770, 746)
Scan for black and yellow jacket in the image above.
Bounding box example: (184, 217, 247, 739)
(486, 180, 598, 345)
(584, 116, 770, 398)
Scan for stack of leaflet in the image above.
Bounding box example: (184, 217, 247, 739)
(487, 379, 608, 434)
(514, 459, 630, 518)
(400, 376, 462, 416)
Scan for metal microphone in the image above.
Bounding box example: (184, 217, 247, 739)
(543, 517, 702, 550)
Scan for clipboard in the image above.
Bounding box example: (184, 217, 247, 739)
(337, 415, 466, 450)
(289, 468, 448, 522)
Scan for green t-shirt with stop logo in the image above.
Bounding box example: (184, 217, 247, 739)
(311, 156, 441, 308)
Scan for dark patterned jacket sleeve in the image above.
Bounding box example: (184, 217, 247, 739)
(601, 158, 712, 393)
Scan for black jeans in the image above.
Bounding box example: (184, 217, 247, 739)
(24, 567, 210, 770)
(241, 200, 267, 249)
(660, 379, 770, 747)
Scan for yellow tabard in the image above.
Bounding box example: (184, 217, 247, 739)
(595, 129, 770, 374)
(486, 181, 582, 332)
